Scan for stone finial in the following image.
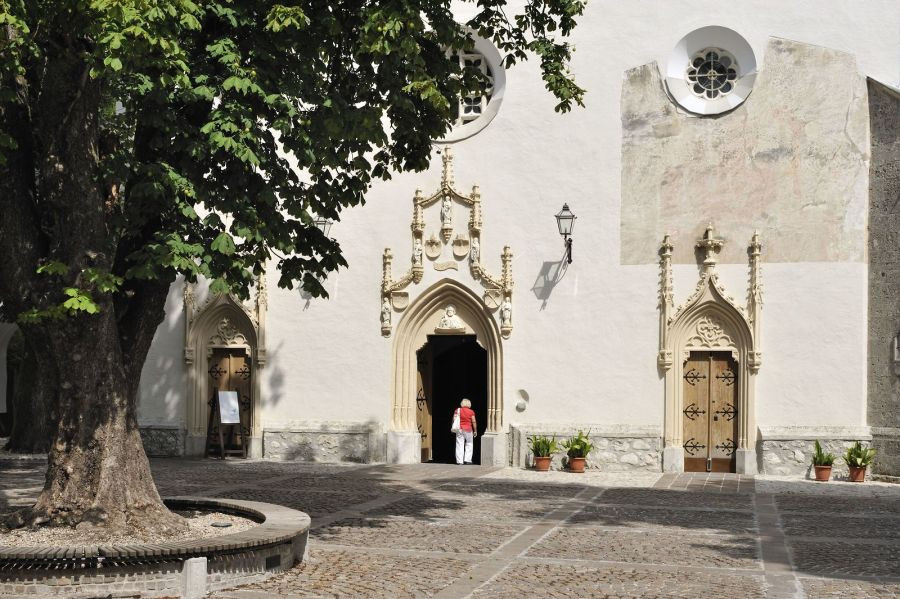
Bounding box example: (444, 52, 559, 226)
(381, 248, 393, 293)
(501, 246, 513, 292)
(255, 273, 268, 308)
(696, 223, 724, 267)
(659, 234, 674, 308)
(440, 147, 454, 190)
(412, 190, 425, 232)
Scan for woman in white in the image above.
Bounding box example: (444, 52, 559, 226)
(454, 398, 477, 465)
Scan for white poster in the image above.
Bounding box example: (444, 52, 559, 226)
(218, 390, 241, 424)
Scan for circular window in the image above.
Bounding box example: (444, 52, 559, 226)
(441, 33, 505, 143)
(665, 27, 756, 116)
(686, 48, 738, 99)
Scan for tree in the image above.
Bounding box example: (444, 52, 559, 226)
(0, 0, 584, 533)
(4, 329, 56, 453)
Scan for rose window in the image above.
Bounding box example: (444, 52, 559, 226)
(686, 48, 738, 99)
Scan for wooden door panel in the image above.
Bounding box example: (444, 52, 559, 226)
(207, 349, 252, 456)
(682, 352, 710, 472)
(416, 345, 433, 462)
(709, 355, 737, 466)
(230, 354, 252, 443)
(682, 350, 738, 473)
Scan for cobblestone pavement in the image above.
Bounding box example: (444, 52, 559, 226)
(2, 458, 900, 598)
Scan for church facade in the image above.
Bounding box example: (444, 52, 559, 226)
(2, 1, 899, 476)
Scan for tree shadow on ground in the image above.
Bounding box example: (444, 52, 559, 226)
(2, 460, 899, 586)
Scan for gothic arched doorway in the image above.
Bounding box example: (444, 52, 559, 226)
(389, 279, 504, 465)
(417, 335, 487, 464)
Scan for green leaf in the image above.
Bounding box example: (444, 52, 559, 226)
(61, 288, 100, 314)
(211, 232, 236, 255)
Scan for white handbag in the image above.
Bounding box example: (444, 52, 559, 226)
(450, 409, 461, 434)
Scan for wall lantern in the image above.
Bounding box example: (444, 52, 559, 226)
(314, 217, 333, 238)
(555, 204, 576, 264)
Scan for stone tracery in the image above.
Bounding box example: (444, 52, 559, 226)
(381, 147, 514, 338)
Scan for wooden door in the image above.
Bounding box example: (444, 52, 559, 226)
(207, 349, 252, 454)
(682, 351, 738, 472)
(416, 344, 433, 462)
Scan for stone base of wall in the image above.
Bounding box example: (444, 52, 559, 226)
(508, 424, 662, 471)
(871, 427, 900, 477)
(263, 422, 385, 463)
(758, 426, 873, 478)
(140, 426, 185, 457)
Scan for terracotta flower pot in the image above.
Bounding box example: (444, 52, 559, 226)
(848, 466, 867, 482)
(534, 456, 552, 472)
(813, 465, 832, 482)
(568, 457, 586, 473)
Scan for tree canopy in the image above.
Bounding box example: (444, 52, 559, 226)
(1, 0, 585, 319)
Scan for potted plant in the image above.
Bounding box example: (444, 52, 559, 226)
(843, 441, 876, 482)
(528, 435, 558, 472)
(562, 430, 594, 473)
(811, 440, 835, 482)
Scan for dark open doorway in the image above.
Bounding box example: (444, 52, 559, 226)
(418, 335, 487, 464)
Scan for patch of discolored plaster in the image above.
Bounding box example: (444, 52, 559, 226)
(620, 38, 869, 265)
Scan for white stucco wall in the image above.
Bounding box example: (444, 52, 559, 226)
(137, 1, 898, 447)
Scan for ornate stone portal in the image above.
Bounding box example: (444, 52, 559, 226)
(384, 149, 513, 465)
(380, 148, 514, 339)
(658, 226, 762, 474)
(183, 276, 268, 457)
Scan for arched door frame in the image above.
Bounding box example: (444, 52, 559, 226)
(389, 279, 504, 463)
(658, 229, 763, 474)
(184, 280, 267, 457)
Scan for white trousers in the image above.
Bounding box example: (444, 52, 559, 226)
(455, 431, 474, 464)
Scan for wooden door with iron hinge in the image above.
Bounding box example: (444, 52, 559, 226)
(682, 351, 738, 473)
(416, 344, 434, 463)
(207, 349, 252, 456)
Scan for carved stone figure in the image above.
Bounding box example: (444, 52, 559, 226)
(500, 298, 512, 327)
(381, 297, 391, 327)
(440, 195, 452, 228)
(437, 304, 464, 329)
(470, 237, 480, 263)
(413, 238, 423, 265)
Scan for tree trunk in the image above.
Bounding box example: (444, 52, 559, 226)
(5, 332, 55, 453)
(0, 24, 184, 534)
(11, 313, 184, 533)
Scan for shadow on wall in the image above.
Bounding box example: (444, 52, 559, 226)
(262, 340, 287, 410)
(531, 248, 571, 310)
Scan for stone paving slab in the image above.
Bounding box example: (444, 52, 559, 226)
(367, 493, 566, 522)
(211, 488, 381, 518)
(781, 513, 900, 539)
(469, 562, 767, 598)
(789, 539, 900, 578)
(776, 494, 900, 515)
(435, 480, 587, 498)
(527, 527, 762, 569)
(595, 487, 755, 510)
(567, 504, 758, 534)
(312, 516, 526, 554)
(800, 576, 900, 598)
(211, 547, 474, 598)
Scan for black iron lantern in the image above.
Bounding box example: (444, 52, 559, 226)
(555, 204, 576, 264)
(314, 217, 333, 238)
